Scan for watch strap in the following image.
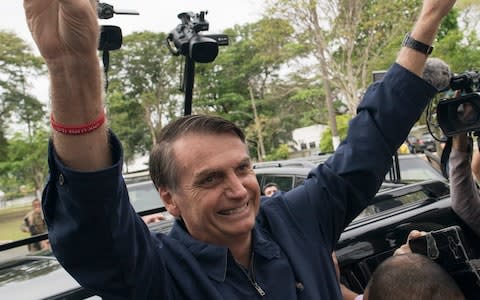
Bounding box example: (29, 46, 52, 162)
(402, 33, 433, 55)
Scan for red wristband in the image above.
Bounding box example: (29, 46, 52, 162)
(50, 111, 106, 135)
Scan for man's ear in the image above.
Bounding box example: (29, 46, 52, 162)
(159, 186, 181, 217)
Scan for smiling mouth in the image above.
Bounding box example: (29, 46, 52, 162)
(218, 202, 249, 215)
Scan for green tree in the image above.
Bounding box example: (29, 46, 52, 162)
(265, 144, 290, 161)
(107, 31, 182, 150)
(268, 0, 423, 116)
(434, 5, 480, 73)
(319, 114, 350, 153)
(107, 87, 151, 169)
(0, 129, 49, 198)
(0, 31, 45, 138)
(195, 18, 304, 160)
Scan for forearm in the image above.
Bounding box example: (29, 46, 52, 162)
(340, 284, 360, 300)
(48, 54, 111, 171)
(25, 0, 112, 171)
(396, 3, 451, 76)
(44, 135, 165, 298)
(449, 149, 480, 237)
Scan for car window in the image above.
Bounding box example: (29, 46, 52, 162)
(259, 175, 295, 193)
(127, 181, 164, 212)
(352, 180, 450, 223)
(354, 189, 429, 221)
(294, 176, 307, 188)
(393, 156, 445, 182)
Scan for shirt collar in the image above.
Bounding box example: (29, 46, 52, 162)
(169, 219, 280, 282)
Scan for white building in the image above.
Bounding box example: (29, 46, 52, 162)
(291, 124, 328, 154)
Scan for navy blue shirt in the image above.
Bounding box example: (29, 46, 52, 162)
(43, 63, 437, 299)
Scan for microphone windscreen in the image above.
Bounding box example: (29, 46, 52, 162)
(422, 57, 452, 91)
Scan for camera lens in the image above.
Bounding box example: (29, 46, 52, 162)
(456, 102, 479, 125)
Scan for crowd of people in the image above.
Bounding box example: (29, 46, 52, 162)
(20, 0, 480, 299)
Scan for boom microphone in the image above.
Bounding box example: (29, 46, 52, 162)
(422, 57, 452, 92)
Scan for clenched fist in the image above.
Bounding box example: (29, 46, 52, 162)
(23, 0, 99, 63)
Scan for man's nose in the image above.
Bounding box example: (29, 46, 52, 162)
(224, 173, 248, 199)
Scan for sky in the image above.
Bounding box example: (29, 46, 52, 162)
(1, 1, 265, 105)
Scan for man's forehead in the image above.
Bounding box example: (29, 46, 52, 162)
(172, 132, 249, 168)
(172, 132, 246, 152)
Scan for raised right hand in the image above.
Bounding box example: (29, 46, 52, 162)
(23, 0, 99, 64)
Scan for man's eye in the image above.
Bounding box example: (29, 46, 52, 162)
(237, 163, 251, 174)
(199, 174, 219, 186)
(204, 176, 215, 183)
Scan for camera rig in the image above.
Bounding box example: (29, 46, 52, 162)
(96, 1, 139, 91)
(166, 11, 229, 63)
(435, 71, 480, 136)
(425, 69, 480, 178)
(96, 1, 139, 52)
(166, 11, 229, 115)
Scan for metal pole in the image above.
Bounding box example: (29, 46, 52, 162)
(183, 56, 195, 116)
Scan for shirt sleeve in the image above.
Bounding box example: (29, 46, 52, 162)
(42, 131, 168, 299)
(284, 63, 438, 251)
(449, 148, 480, 237)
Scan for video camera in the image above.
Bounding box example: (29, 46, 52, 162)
(166, 11, 229, 63)
(436, 71, 480, 136)
(95, 1, 138, 91)
(96, 1, 139, 52)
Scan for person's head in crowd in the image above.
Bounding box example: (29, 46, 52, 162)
(263, 182, 279, 197)
(364, 253, 464, 300)
(149, 115, 260, 244)
(32, 198, 41, 213)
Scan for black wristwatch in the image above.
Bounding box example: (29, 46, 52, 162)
(402, 33, 433, 55)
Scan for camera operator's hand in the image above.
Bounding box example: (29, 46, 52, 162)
(393, 230, 427, 256)
(23, 0, 111, 171)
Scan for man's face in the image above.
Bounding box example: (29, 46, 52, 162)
(162, 132, 260, 246)
(264, 186, 278, 197)
(33, 201, 41, 213)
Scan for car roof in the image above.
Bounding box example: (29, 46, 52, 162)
(0, 253, 93, 300)
(126, 179, 165, 213)
(123, 169, 150, 184)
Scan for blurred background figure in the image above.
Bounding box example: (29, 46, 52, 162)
(20, 198, 48, 251)
(263, 182, 279, 197)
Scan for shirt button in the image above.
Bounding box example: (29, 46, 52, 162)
(296, 282, 304, 291)
(59, 174, 65, 186)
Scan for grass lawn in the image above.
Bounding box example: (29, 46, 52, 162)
(0, 205, 32, 242)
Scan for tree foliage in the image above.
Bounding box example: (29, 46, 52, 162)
(107, 31, 182, 150)
(0, 31, 47, 197)
(267, 0, 423, 117)
(195, 18, 308, 160)
(0, 30, 45, 137)
(319, 114, 350, 153)
(0, 129, 49, 198)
